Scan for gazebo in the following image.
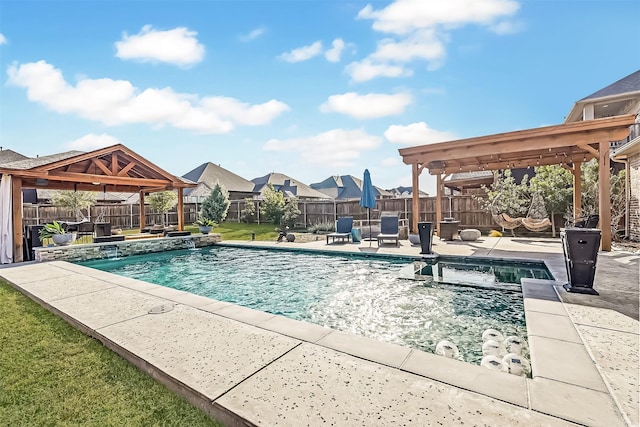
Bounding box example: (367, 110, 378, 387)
(0, 144, 195, 263)
(399, 114, 637, 251)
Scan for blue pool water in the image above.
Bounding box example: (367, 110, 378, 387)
(80, 246, 551, 364)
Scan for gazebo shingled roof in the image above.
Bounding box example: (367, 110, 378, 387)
(0, 144, 196, 263)
(398, 114, 637, 251)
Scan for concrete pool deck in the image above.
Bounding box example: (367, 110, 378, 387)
(1, 236, 637, 426)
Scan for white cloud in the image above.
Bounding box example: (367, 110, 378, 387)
(115, 25, 205, 67)
(239, 27, 266, 42)
(0, 33, 7, 45)
(384, 122, 456, 146)
(358, 0, 520, 35)
(7, 60, 289, 134)
(489, 20, 525, 35)
(279, 41, 323, 63)
(320, 92, 412, 119)
(351, 0, 521, 81)
(325, 38, 346, 62)
(67, 133, 122, 150)
(370, 30, 446, 66)
(345, 60, 412, 83)
(264, 129, 382, 167)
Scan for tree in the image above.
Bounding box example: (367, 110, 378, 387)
(580, 159, 627, 237)
(240, 197, 257, 223)
(260, 184, 285, 225)
(529, 165, 573, 236)
(50, 190, 97, 221)
(477, 170, 530, 217)
(282, 197, 301, 228)
(147, 191, 177, 225)
(200, 182, 230, 224)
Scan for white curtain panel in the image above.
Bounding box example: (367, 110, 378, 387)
(0, 174, 13, 264)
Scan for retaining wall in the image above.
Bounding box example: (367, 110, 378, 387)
(34, 234, 221, 262)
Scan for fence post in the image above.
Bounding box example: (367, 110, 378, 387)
(334, 200, 337, 223)
(257, 201, 260, 224)
(36, 205, 40, 224)
(238, 200, 241, 223)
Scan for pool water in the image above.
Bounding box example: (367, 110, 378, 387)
(80, 246, 548, 365)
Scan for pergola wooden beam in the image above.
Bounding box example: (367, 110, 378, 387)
(400, 115, 636, 251)
(1, 144, 195, 264)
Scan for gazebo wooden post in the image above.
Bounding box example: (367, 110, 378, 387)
(436, 173, 443, 236)
(599, 142, 611, 251)
(139, 191, 145, 231)
(177, 188, 184, 231)
(411, 163, 420, 233)
(572, 161, 582, 219)
(11, 176, 23, 263)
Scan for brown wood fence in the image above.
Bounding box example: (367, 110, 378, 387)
(21, 196, 498, 231)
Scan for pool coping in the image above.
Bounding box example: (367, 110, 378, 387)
(1, 248, 628, 426)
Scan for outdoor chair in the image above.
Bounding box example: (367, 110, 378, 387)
(566, 214, 599, 228)
(326, 217, 353, 244)
(377, 216, 400, 247)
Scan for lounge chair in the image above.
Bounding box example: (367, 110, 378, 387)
(326, 217, 353, 244)
(377, 216, 400, 247)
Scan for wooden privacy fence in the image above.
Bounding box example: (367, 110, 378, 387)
(21, 196, 498, 231)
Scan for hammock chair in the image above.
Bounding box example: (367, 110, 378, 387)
(521, 192, 551, 232)
(489, 194, 523, 235)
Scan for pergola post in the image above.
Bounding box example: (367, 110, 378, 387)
(177, 188, 184, 231)
(411, 163, 420, 233)
(436, 173, 443, 236)
(139, 191, 145, 230)
(11, 176, 23, 263)
(599, 142, 611, 251)
(572, 161, 582, 219)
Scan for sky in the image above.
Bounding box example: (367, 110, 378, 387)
(1, 0, 639, 196)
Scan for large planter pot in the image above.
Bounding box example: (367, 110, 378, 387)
(52, 233, 75, 246)
(199, 226, 213, 235)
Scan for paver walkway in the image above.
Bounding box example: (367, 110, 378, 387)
(1, 236, 637, 426)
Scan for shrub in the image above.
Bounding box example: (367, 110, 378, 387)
(147, 191, 178, 225)
(201, 183, 230, 224)
(260, 184, 285, 225)
(50, 191, 97, 221)
(282, 197, 301, 228)
(240, 198, 257, 223)
(307, 221, 335, 233)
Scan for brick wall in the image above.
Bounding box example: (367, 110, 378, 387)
(630, 153, 640, 241)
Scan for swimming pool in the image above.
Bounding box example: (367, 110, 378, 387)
(80, 246, 551, 365)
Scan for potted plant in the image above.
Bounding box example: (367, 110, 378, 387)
(194, 217, 216, 234)
(39, 221, 75, 246)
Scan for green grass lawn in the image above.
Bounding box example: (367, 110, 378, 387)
(0, 280, 222, 427)
(178, 221, 279, 241)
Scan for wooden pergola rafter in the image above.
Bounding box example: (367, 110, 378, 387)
(399, 114, 637, 251)
(0, 144, 196, 263)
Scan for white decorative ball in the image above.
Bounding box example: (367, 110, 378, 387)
(482, 339, 507, 357)
(435, 340, 460, 359)
(482, 329, 505, 343)
(481, 355, 506, 372)
(503, 336, 528, 355)
(502, 353, 531, 377)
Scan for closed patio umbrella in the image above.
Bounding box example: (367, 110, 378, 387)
(359, 169, 376, 247)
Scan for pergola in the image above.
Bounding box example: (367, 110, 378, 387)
(0, 144, 195, 263)
(399, 114, 637, 251)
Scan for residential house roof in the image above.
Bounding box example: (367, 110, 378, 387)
(310, 175, 392, 199)
(581, 70, 640, 101)
(182, 162, 256, 198)
(252, 172, 329, 199)
(0, 149, 29, 166)
(386, 186, 429, 197)
(0, 150, 84, 169)
(565, 70, 640, 123)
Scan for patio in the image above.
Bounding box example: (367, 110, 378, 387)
(0, 236, 637, 426)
